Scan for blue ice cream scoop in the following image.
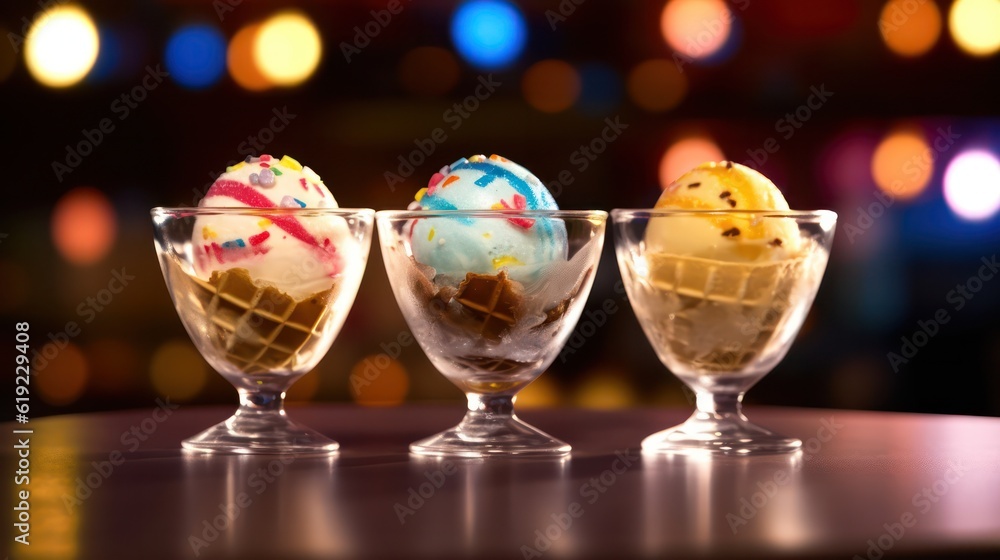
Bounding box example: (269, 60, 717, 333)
(409, 155, 568, 282)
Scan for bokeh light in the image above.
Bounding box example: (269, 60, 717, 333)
(949, 0, 1000, 57)
(89, 26, 123, 82)
(451, 0, 527, 69)
(349, 355, 409, 406)
(943, 150, 1000, 221)
(149, 340, 208, 401)
(397, 46, 460, 96)
(255, 11, 323, 87)
(575, 62, 623, 114)
(627, 58, 688, 112)
(165, 24, 227, 89)
(0, 28, 17, 83)
(521, 59, 581, 113)
(879, 0, 943, 57)
(52, 187, 117, 265)
(659, 136, 725, 189)
(517, 376, 561, 408)
(24, 5, 100, 88)
(228, 24, 272, 92)
(871, 126, 933, 200)
(572, 371, 635, 409)
(34, 342, 89, 406)
(661, 0, 733, 60)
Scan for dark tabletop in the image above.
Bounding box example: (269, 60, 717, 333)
(4, 404, 1000, 559)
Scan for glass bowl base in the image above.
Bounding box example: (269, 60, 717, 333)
(641, 413, 801, 456)
(182, 412, 339, 455)
(410, 415, 570, 458)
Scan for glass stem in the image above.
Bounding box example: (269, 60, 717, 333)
(466, 393, 515, 420)
(237, 388, 287, 417)
(694, 390, 746, 421)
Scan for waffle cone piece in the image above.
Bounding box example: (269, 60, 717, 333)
(173, 265, 336, 374)
(642, 252, 805, 373)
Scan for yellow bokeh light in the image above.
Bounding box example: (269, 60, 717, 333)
(398, 46, 460, 96)
(949, 0, 1000, 56)
(25, 5, 100, 88)
(516, 376, 561, 408)
(572, 371, 635, 410)
(661, 0, 732, 59)
(871, 126, 933, 200)
(659, 136, 725, 189)
(879, 0, 942, 57)
(521, 59, 581, 113)
(350, 355, 409, 407)
(627, 58, 688, 112)
(254, 11, 322, 87)
(228, 24, 272, 91)
(34, 342, 89, 406)
(52, 187, 117, 265)
(150, 340, 208, 401)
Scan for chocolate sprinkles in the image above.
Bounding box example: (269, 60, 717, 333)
(727, 199, 737, 207)
(769, 238, 783, 247)
(722, 227, 741, 237)
(719, 191, 731, 199)
(725, 161, 733, 169)
(687, 182, 701, 188)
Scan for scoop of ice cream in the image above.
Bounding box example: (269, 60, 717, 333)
(647, 161, 800, 260)
(408, 154, 568, 281)
(192, 154, 350, 299)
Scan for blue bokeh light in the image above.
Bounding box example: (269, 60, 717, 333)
(576, 63, 622, 115)
(164, 24, 226, 89)
(88, 26, 121, 83)
(450, 0, 527, 70)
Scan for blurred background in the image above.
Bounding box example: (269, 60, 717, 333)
(2, 0, 999, 418)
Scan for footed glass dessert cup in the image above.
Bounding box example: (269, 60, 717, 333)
(377, 210, 607, 457)
(612, 209, 836, 455)
(152, 207, 374, 454)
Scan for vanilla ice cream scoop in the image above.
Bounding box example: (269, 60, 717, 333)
(192, 154, 352, 299)
(647, 161, 800, 260)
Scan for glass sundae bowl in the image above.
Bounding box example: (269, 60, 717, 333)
(612, 209, 836, 454)
(377, 210, 607, 457)
(152, 207, 374, 454)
